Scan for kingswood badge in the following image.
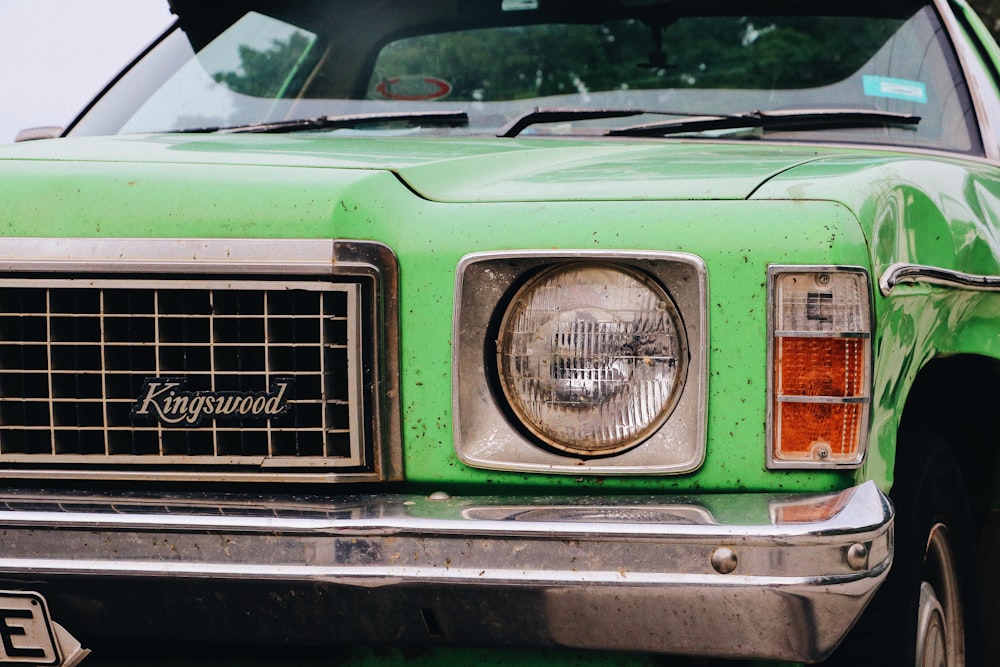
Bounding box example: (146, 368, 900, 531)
(132, 378, 292, 426)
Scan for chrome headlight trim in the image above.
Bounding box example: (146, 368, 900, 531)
(454, 250, 708, 475)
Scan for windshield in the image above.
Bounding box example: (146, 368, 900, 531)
(70, 0, 980, 153)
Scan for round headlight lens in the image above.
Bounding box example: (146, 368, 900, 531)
(497, 263, 687, 456)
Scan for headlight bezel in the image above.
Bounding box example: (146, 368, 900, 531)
(454, 250, 708, 475)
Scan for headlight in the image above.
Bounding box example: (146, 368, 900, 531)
(497, 263, 687, 456)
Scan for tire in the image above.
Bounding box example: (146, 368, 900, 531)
(823, 432, 980, 666)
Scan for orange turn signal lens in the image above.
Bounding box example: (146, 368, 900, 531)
(774, 400, 865, 461)
(775, 337, 866, 398)
(768, 268, 871, 468)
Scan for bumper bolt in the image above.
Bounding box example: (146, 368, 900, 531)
(847, 543, 869, 571)
(711, 547, 738, 574)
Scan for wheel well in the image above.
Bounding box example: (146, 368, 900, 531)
(898, 355, 1000, 527)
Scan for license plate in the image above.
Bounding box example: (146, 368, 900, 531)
(0, 592, 60, 665)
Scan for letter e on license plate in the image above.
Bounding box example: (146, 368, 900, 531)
(0, 592, 59, 665)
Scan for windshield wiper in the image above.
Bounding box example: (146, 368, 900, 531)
(499, 108, 649, 138)
(175, 111, 469, 135)
(497, 107, 721, 138)
(607, 108, 920, 137)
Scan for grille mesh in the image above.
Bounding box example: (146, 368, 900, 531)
(0, 278, 367, 470)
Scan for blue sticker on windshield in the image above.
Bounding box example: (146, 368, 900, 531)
(863, 76, 928, 104)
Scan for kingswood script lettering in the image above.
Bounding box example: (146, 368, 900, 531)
(132, 378, 292, 426)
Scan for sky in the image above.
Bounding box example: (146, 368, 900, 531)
(0, 0, 173, 142)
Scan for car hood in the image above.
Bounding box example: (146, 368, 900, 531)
(0, 133, 848, 202)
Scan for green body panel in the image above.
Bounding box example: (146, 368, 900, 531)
(0, 135, 885, 495)
(5, 133, 998, 498)
(755, 154, 1000, 490)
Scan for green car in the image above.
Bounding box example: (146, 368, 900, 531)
(2, 0, 999, 665)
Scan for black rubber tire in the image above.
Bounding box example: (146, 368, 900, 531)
(822, 432, 981, 666)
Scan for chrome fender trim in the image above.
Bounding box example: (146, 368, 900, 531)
(879, 262, 1000, 296)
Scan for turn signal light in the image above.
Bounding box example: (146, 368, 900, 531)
(767, 267, 871, 468)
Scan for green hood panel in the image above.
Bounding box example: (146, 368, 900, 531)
(7, 132, 998, 495)
(386, 140, 833, 202)
(0, 132, 881, 493)
(0, 134, 840, 202)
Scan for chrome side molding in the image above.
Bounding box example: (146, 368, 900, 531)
(879, 262, 1000, 296)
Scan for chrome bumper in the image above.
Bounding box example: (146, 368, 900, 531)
(0, 481, 892, 663)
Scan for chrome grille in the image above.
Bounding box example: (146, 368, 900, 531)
(0, 239, 401, 483)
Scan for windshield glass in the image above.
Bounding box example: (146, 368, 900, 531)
(70, 0, 980, 153)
